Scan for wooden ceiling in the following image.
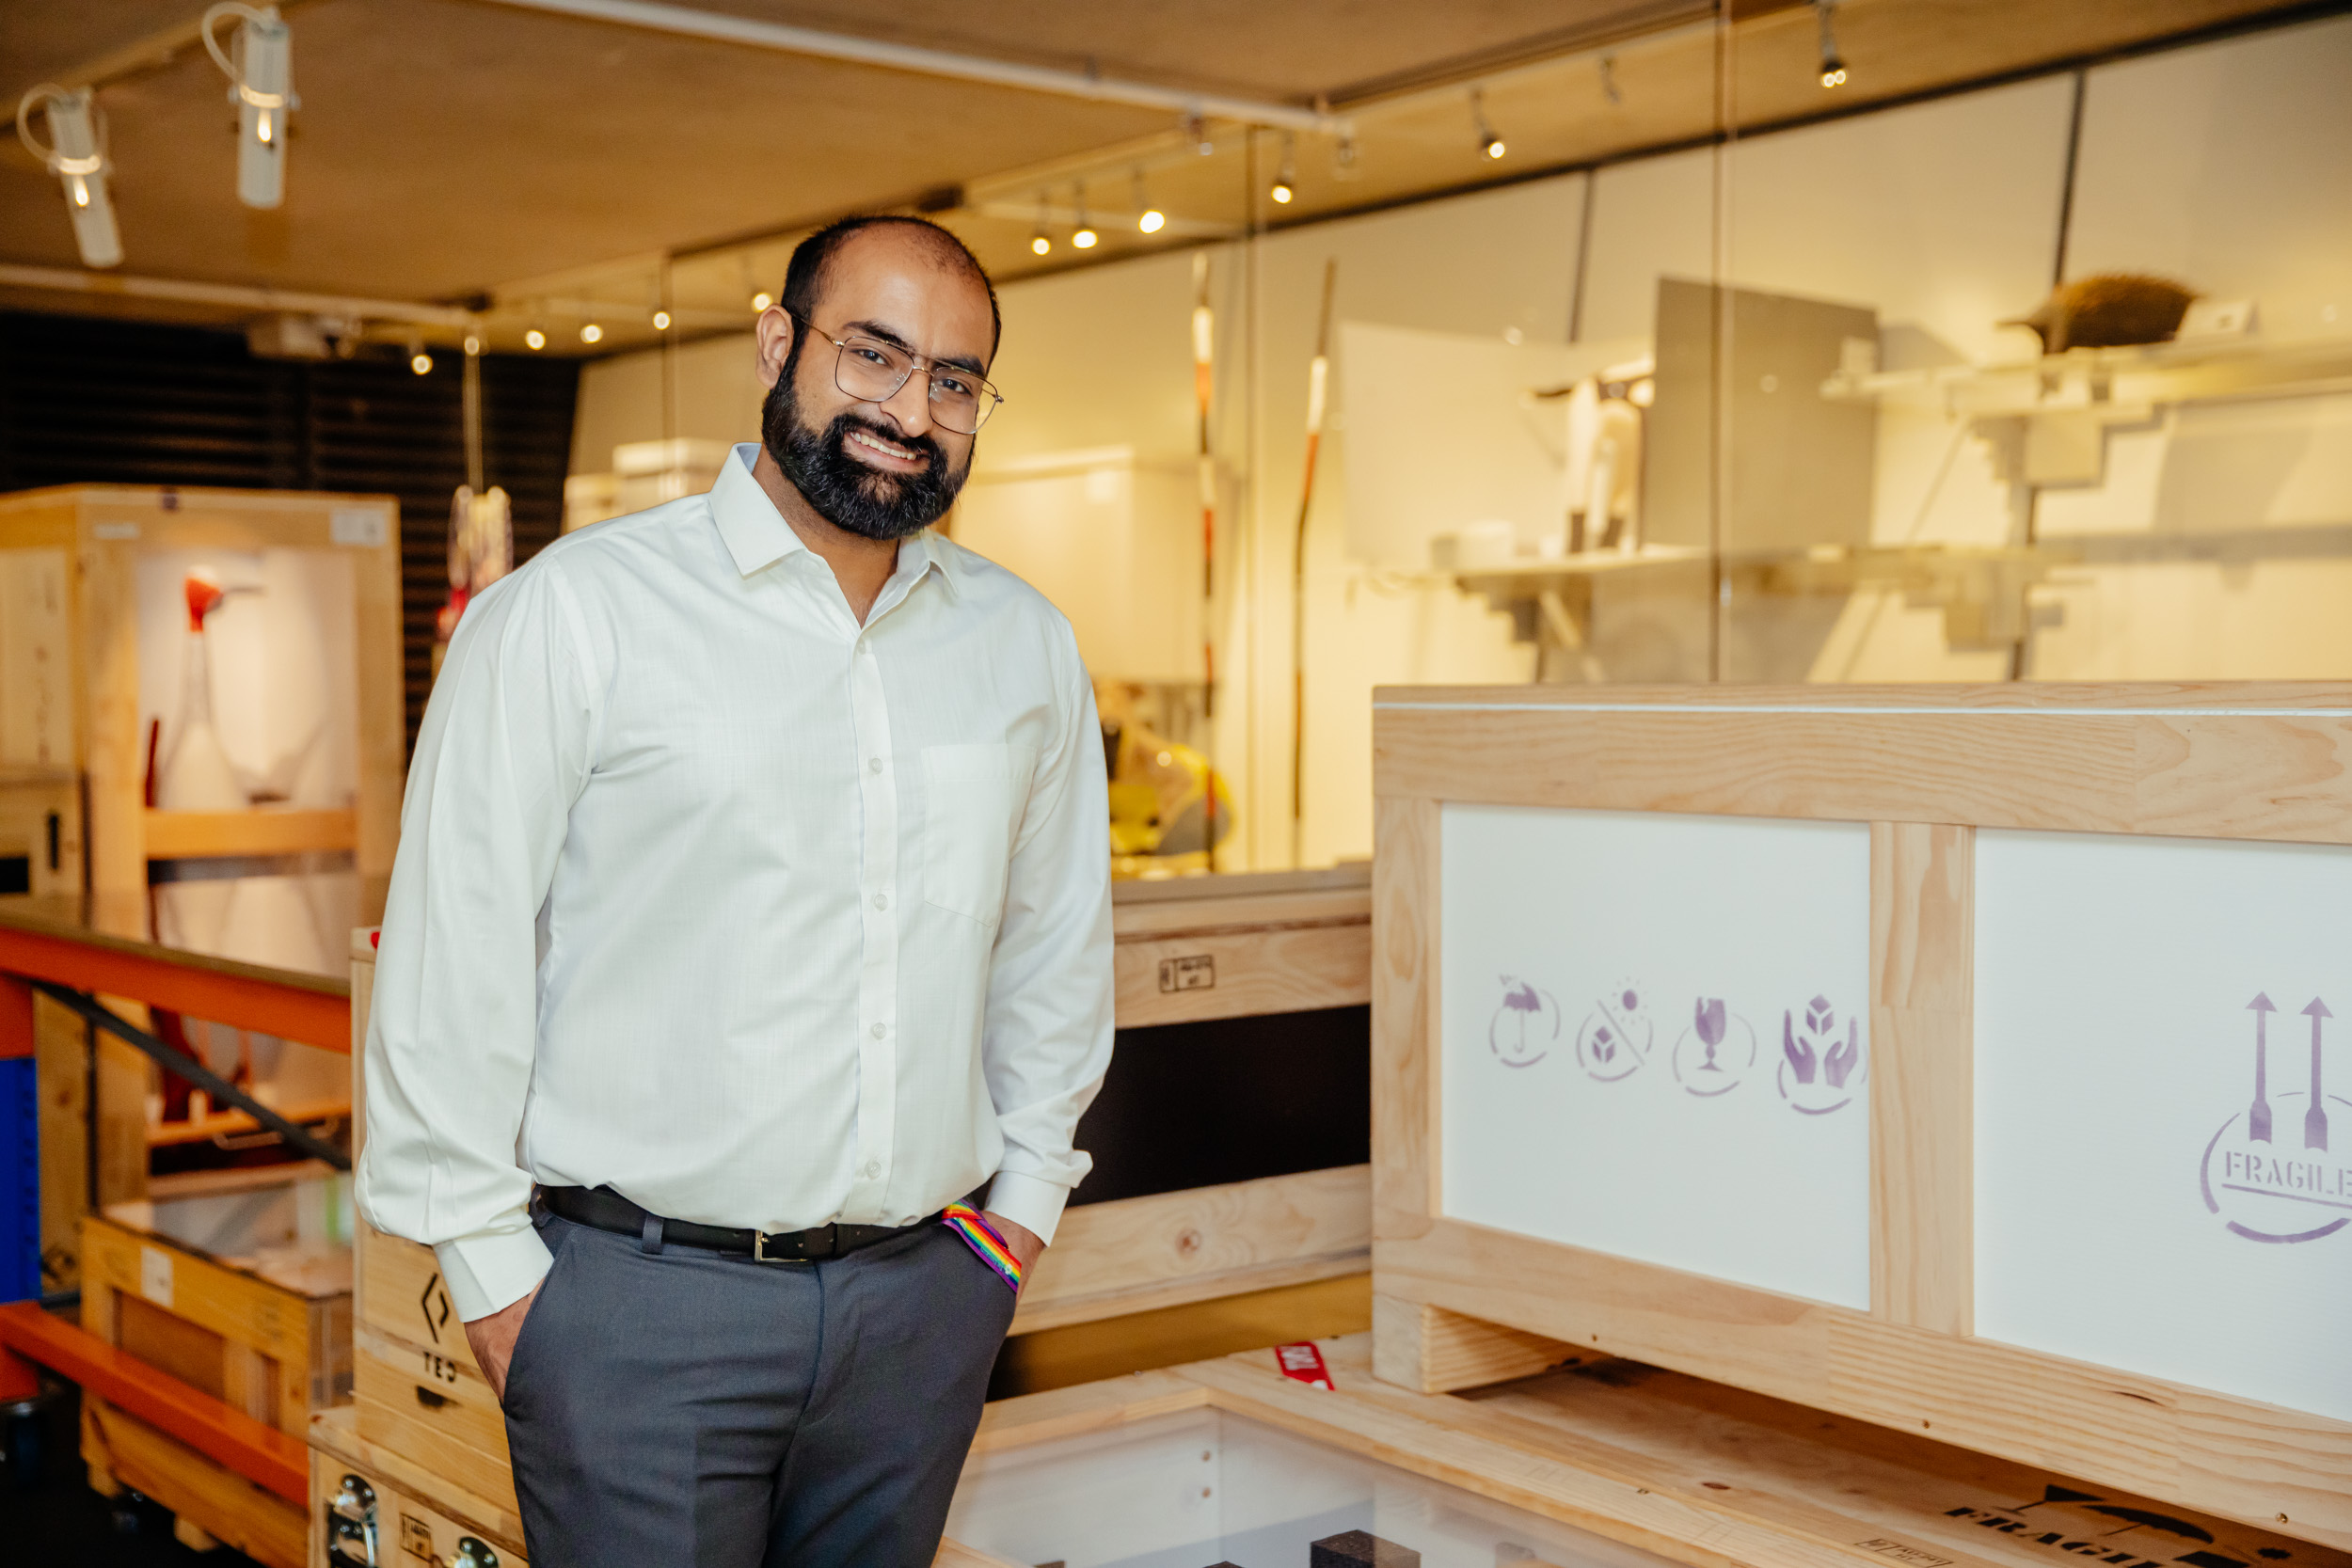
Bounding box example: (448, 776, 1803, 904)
(0, 0, 2309, 354)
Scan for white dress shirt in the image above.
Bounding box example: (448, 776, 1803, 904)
(358, 443, 1115, 1322)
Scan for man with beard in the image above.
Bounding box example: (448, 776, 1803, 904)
(359, 215, 1114, 1567)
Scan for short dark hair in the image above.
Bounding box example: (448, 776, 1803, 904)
(780, 214, 1000, 360)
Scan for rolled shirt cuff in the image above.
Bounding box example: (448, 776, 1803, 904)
(982, 1168, 1072, 1246)
(436, 1218, 554, 1323)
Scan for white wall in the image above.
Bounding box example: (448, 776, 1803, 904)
(566, 13, 2352, 862)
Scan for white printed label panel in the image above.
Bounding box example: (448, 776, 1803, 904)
(1439, 804, 1873, 1309)
(1977, 829, 2352, 1422)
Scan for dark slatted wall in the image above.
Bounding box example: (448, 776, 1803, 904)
(0, 310, 579, 755)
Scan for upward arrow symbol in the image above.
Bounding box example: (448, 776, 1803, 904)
(2247, 993, 2276, 1145)
(2305, 997, 2331, 1153)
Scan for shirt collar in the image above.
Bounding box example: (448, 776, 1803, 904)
(709, 440, 961, 599)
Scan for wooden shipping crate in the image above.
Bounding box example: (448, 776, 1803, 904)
(307, 1406, 1020, 1568)
(0, 483, 404, 923)
(0, 483, 403, 1215)
(1369, 683, 2352, 1552)
(80, 1163, 356, 1568)
(950, 1332, 2344, 1568)
(311, 1326, 2348, 1568)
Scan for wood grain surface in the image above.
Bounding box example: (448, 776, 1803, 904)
(1868, 823, 1974, 1337)
(87, 1394, 308, 1568)
(1374, 685, 2352, 846)
(961, 1333, 2345, 1568)
(1011, 1165, 1369, 1334)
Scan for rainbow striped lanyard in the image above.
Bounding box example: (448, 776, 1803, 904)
(941, 1203, 1024, 1294)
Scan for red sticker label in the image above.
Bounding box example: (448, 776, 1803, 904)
(1274, 1341, 1333, 1390)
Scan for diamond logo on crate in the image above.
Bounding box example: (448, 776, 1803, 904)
(1487, 976, 1560, 1068)
(2199, 991, 2351, 1244)
(1777, 994, 1865, 1115)
(421, 1271, 453, 1343)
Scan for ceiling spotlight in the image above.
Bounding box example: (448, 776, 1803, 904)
(524, 326, 547, 351)
(1599, 55, 1623, 106)
(1333, 133, 1359, 182)
(17, 85, 121, 268)
(1184, 110, 1213, 156)
(1072, 183, 1097, 249)
(1270, 132, 1296, 204)
(580, 322, 604, 344)
(1134, 170, 1165, 233)
(1471, 87, 1504, 159)
(651, 309, 671, 330)
(1029, 190, 1052, 254)
(410, 347, 434, 375)
(464, 333, 482, 356)
(201, 3, 295, 210)
(1816, 0, 1849, 87)
(751, 291, 773, 312)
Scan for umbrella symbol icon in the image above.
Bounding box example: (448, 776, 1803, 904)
(1487, 976, 1559, 1068)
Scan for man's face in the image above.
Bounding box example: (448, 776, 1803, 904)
(760, 229, 994, 541)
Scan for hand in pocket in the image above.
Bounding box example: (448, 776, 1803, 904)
(465, 1279, 543, 1403)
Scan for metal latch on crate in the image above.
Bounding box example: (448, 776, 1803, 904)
(326, 1474, 377, 1567)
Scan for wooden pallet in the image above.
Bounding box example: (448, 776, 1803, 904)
(959, 1333, 2346, 1568)
(79, 1175, 352, 1568)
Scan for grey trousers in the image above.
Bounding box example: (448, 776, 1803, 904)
(501, 1206, 1018, 1568)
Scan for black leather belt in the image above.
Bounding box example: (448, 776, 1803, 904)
(541, 1185, 928, 1262)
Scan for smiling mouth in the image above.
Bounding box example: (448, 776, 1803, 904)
(845, 427, 923, 465)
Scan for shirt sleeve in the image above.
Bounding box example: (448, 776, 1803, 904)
(980, 628, 1114, 1244)
(355, 558, 605, 1322)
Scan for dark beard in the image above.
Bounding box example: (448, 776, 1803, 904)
(762, 347, 969, 541)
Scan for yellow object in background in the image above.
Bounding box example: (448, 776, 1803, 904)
(1098, 678, 1232, 879)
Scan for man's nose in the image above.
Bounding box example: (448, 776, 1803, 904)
(878, 366, 935, 437)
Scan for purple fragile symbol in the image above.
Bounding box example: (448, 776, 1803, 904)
(1784, 996, 1857, 1087)
(1823, 1018, 1860, 1088)
(1783, 1011, 1817, 1084)
(1695, 998, 1727, 1069)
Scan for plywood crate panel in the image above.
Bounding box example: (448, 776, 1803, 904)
(1369, 684, 2352, 1551)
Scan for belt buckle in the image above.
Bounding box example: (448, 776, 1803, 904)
(751, 1230, 787, 1263)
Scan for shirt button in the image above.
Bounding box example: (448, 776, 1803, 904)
(863, 1161, 882, 1179)
(872, 892, 889, 911)
(868, 757, 883, 774)
(870, 1022, 885, 1039)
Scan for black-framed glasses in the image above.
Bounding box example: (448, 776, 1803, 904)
(793, 312, 1003, 435)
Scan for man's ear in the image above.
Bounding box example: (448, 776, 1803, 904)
(753, 307, 794, 391)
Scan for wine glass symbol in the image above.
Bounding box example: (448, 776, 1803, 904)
(1695, 997, 1726, 1071)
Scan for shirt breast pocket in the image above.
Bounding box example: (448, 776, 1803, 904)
(921, 742, 1039, 927)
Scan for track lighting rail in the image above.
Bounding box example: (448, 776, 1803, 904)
(470, 0, 1348, 134)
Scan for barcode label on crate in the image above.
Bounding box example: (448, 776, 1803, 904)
(331, 508, 389, 546)
(1159, 954, 1216, 993)
(139, 1244, 174, 1308)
